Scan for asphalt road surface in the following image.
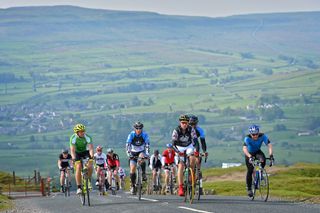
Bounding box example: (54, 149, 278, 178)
(6, 190, 320, 213)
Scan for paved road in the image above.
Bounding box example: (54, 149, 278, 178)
(5, 190, 320, 213)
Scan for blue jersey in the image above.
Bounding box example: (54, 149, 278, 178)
(126, 131, 150, 153)
(243, 133, 270, 154)
(195, 126, 205, 139)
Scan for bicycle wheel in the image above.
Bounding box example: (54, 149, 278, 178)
(111, 175, 116, 195)
(85, 177, 90, 206)
(187, 168, 195, 204)
(251, 171, 258, 201)
(258, 168, 269, 202)
(169, 171, 174, 195)
(195, 168, 201, 200)
(80, 178, 86, 205)
(64, 177, 69, 197)
(137, 167, 142, 200)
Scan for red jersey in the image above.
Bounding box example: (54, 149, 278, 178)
(162, 149, 175, 164)
(107, 153, 120, 168)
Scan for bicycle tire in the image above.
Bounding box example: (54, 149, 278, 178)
(80, 178, 86, 206)
(85, 177, 90, 206)
(188, 168, 195, 204)
(64, 176, 69, 197)
(170, 171, 174, 195)
(195, 168, 201, 200)
(251, 170, 258, 201)
(259, 168, 269, 202)
(137, 167, 142, 200)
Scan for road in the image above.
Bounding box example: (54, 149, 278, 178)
(5, 190, 320, 213)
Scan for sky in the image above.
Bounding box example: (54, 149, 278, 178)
(0, 0, 320, 17)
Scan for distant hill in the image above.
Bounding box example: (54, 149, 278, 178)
(0, 6, 319, 56)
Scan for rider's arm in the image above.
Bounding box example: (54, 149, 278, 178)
(88, 143, 94, 159)
(242, 145, 251, 158)
(267, 143, 273, 156)
(200, 138, 207, 152)
(149, 155, 154, 170)
(70, 145, 76, 160)
(57, 158, 62, 169)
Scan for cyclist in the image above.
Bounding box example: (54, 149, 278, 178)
(161, 143, 176, 193)
(149, 149, 162, 191)
(106, 148, 120, 190)
(126, 121, 150, 195)
(243, 124, 274, 198)
(93, 145, 107, 188)
(189, 115, 208, 195)
(118, 167, 126, 190)
(172, 114, 197, 196)
(70, 123, 94, 195)
(57, 149, 73, 192)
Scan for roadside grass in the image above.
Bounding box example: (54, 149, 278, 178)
(202, 163, 320, 202)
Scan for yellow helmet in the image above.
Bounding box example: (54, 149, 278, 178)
(73, 123, 86, 133)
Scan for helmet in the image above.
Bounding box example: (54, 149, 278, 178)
(96, 145, 103, 152)
(249, 124, 260, 134)
(133, 121, 144, 129)
(107, 148, 113, 153)
(166, 143, 173, 148)
(179, 114, 189, 122)
(62, 149, 68, 154)
(189, 115, 198, 125)
(154, 149, 159, 155)
(73, 123, 85, 133)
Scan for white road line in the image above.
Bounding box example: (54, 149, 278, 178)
(127, 196, 159, 202)
(178, 206, 214, 213)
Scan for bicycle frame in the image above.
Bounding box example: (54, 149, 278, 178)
(195, 153, 207, 200)
(107, 168, 117, 195)
(131, 155, 147, 200)
(79, 157, 92, 206)
(251, 158, 270, 202)
(62, 168, 71, 197)
(98, 168, 107, 196)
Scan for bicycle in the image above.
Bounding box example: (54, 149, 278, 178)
(131, 155, 148, 200)
(195, 153, 207, 200)
(61, 167, 72, 197)
(107, 168, 117, 195)
(78, 157, 92, 206)
(181, 150, 195, 204)
(165, 164, 176, 195)
(250, 157, 272, 202)
(97, 167, 107, 196)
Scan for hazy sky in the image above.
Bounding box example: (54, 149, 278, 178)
(1, 0, 320, 17)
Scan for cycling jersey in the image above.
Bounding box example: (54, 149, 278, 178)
(161, 149, 176, 165)
(94, 152, 107, 166)
(70, 133, 93, 153)
(126, 131, 150, 153)
(59, 153, 72, 168)
(172, 125, 197, 147)
(243, 133, 270, 154)
(149, 154, 162, 170)
(118, 167, 126, 177)
(194, 126, 207, 154)
(107, 153, 120, 168)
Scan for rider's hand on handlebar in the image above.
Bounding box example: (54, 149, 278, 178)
(204, 152, 208, 157)
(269, 154, 274, 167)
(249, 156, 254, 164)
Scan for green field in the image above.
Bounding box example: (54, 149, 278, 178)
(0, 7, 320, 175)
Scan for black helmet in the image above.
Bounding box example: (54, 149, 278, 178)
(179, 114, 189, 122)
(133, 121, 144, 129)
(189, 115, 198, 125)
(62, 149, 68, 154)
(154, 149, 159, 155)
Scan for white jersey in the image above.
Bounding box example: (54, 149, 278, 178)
(94, 152, 107, 165)
(118, 167, 126, 177)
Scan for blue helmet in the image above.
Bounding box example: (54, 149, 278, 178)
(249, 124, 259, 134)
(166, 143, 173, 148)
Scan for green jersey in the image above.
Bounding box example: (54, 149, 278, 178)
(70, 133, 93, 153)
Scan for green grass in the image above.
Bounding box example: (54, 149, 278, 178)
(202, 163, 320, 202)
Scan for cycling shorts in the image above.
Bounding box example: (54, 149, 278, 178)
(176, 144, 194, 162)
(75, 150, 90, 162)
(129, 151, 147, 165)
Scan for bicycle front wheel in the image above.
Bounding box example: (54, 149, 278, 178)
(137, 167, 142, 200)
(258, 168, 269, 202)
(195, 168, 201, 200)
(185, 168, 195, 204)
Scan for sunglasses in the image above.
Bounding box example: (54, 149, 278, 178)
(251, 133, 259, 136)
(180, 121, 188, 125)
(135, 128, 142, 130)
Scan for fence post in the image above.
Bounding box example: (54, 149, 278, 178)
(34, 170, 37, 184)
(46, 176, 51, 196)
(38, 171, 41, 184)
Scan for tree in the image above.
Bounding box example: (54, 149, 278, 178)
(259, 105, 284, 121)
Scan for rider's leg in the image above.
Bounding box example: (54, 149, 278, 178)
(165, 169, 169, 186)
(87, 160, 93, 180)
(245, 156, 254, 196)
(96, 167, 100, 185)
(130, 163, 137, 186)
(60, 170, 64, 187)
(75, 162, 82, 189)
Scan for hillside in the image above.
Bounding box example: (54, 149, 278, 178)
(0, 6, 319, 175)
